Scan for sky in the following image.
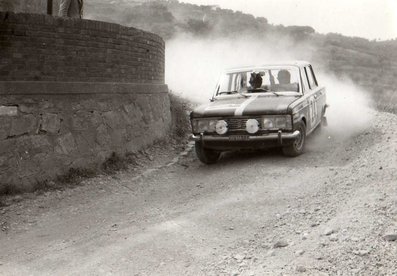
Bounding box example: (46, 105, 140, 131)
(180, 0, 397, 40)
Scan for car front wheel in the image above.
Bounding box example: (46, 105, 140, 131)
(282, 121, 306, 157)
(195, 141, 221, 164)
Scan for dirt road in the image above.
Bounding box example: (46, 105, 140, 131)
(0, 111, 396, 275)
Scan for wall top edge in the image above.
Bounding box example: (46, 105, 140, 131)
(0, 81, 169, 95)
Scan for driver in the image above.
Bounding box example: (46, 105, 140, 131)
(249, 72, 263, 89)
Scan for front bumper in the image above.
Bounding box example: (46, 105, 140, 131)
(191, 130, 300, 150)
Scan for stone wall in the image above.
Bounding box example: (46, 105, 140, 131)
(0, 13, 171, 192)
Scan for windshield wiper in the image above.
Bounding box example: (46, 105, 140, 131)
(218, 90, 237, 95)
(248, 88, 269, 93)
(269, 91, 281, 97)
(248, 88, 281, 97)
(218, 90, 249, 98)
(268, 91, 301, 97)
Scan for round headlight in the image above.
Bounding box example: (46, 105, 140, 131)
(263, 118, 274, 129)
(275, 117, 287, 128)
(246, 119, 259, 134)
(197, 120, 208, 132)
(208, 120, 217, 132)
(216, 120, 228, 135)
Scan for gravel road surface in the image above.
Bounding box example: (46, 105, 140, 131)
(0, 111, 396, 275)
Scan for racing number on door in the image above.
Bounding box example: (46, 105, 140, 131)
(309, 97, 318, 126)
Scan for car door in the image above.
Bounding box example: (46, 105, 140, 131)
(308, 65, 326, 121)
(304, 65, 323, 133)
(308, 65, 326, 126)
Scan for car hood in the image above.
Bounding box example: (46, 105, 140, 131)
(191, 95, 299, 118)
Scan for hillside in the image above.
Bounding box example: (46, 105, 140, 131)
(2, 0, 396, 112)
(84, 0, 397, 113)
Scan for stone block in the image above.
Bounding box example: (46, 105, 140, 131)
(0, 128, 9, 140)
(74, 134, 91, 154)
(128, 103, 144, 122)
(95, 124, 111, 147)
(9, 114, 37, 136)
(123, 103, 135, 114)
(89, 111, 103, 127)
(55, 132, 76, 155)
(38, 101, 53, 109)
(18, 104, 36, 113)
(29, 135, 52, 150)
(121, 109, 136, 126)
(13, 135, 51, 159)
(0, 139, 15, 155)
(40, 113, 60, 134)
(103, 110, 122, 129)
(71, 113, 90, 131)
(0, 117, 11, 140)
(0, 154, 10, 167)
(0, 106, 18, 116)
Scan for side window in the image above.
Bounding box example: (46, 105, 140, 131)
(301, 68, 309, 93)
(230, 74, 236, 91)
(236, 73, 248, 92)
(309, 65, 318, 87)
(306, 66, 317, 89)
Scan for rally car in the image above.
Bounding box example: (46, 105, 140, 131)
(190, 61, 327, 164)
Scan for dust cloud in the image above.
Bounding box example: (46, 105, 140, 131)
(319, 73, 374, 139)
(165, 34, 310, 103)
(165, 35, 374, 139)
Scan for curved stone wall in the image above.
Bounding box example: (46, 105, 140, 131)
(0, 13, 171, 192)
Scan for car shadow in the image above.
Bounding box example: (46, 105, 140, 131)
(192, 126, 376, 169)
(219, 148, 284, 164)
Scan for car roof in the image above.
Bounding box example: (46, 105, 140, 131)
(225, 61, 311, 73)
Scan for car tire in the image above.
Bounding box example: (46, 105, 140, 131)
(282, 120, 306, 157)
(195, 141, 221, 164)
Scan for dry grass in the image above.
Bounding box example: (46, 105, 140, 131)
(101, 152, 129, 174)
(169, 92, 193, 142)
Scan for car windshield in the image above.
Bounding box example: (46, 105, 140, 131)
(216, 67, 301, 96)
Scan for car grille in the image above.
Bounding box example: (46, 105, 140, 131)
(226, 118, 261, 131)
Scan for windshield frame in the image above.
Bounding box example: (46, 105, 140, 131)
(213, 65, 303, 99)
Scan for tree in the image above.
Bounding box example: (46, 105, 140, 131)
(286, 25, 315, 41)
(185, 18, 212, 36)
(256, 17, 268, 25)
(123, 2, 177, 39)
